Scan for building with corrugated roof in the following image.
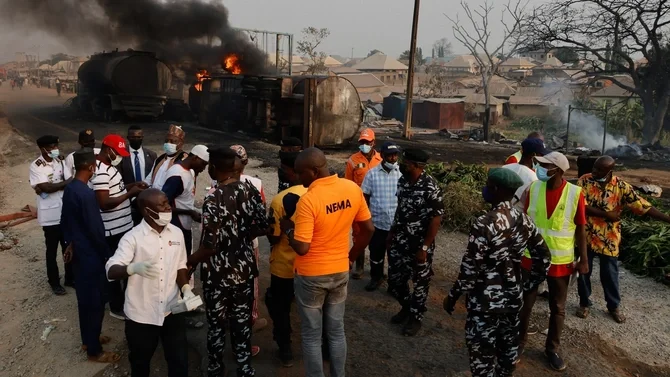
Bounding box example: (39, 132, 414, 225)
(351, 53, 408, 85)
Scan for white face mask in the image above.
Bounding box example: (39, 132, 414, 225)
(147, 208, 172, 226)
(108, 151, 122, 166)
(383, 161, 398, 170)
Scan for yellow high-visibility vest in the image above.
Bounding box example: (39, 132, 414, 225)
(506, 150, 522, 164)
(524, 181, 581, 265)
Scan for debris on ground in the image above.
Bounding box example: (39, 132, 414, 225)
(40, 325, 55, 341)
(635, 184, 663, 197)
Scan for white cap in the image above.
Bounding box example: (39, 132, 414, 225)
(535, 151, 570, 172)
(191, 145, 209, 162)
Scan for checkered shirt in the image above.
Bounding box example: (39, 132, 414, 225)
(360, 164, 401, 231)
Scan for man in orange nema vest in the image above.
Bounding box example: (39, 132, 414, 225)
(345, 128, 382, 279)
(518, 151, 589, 372)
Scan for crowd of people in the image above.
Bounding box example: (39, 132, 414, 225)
(27, 124, 670, 377)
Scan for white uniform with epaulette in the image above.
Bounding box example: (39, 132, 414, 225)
(29, 155, 66, 226)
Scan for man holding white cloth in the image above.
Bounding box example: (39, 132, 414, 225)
(106, 188, 196, 377)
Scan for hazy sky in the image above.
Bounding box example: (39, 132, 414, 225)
(0, 0, 548, 63)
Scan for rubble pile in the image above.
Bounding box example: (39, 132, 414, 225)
(607, 142, 670, 162)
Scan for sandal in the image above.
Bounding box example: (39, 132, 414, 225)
(88, 351, 121, 363)
(609, 309, 626, 324)
(81, 335, 112, 351)
(575, 306, 590, 319)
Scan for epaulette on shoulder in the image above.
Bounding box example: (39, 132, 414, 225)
(58, 155, 65, 161)
(34, 159, 44, 167)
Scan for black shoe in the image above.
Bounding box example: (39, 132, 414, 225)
(539, 291, 550, 299)
(545, 350, 566, 371)
(51, 285, 66, 296)
(402, 317, 422, 336)
(365, 279, 382, 292)
(391, 307, 410, 324)
(64, 280, 75, 288)
(278, 345, 294, 368)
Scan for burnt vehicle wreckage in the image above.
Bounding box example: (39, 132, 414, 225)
(71, 48, 363, 148)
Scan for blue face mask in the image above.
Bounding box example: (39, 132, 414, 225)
(536, 165, 552, 182)
(359, 144, 372, 154)
(595, 172, 611, 183)
(47, 148, 60, 159)
(164, 142, 177, 155)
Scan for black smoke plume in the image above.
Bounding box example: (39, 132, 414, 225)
(0, 0, 268, 77)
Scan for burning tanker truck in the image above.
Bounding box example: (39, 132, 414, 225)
(190, 53, 363, 148)
(76, 49, 173, 120)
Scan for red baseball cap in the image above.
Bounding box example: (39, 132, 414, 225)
(102, 134, 130, 157)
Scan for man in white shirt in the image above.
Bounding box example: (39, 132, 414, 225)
(63, 129, 101, 180)
(29, 135, 73, 295)
(145, 124, 189, 190)
(161, 145, 209, 256)
(106, 189, 192, 376)
(93, 134, 146, 320)
(503, 138, 547, 208)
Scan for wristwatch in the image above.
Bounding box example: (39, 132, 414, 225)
(285, 228, 295, 238)
(421, 245, 428, 251)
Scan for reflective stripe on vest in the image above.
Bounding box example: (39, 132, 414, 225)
(508, 150, 522, 162)
(524, 181, 581, 265)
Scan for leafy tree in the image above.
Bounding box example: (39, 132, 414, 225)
(399, 48, 425, 66)
(553, 47, 579, 64)
(367, 49, 383, 57)
(296, 27, 331, 74)
(48, 53, 73, 65)
(432, 38, 453, 58)
(528, 0, 670, 144)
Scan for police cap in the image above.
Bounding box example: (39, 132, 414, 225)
(36, 135, 59, 148)
(78, 129, 95, 143)
(403, 148, 429, 164)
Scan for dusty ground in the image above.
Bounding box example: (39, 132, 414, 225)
(1, 85, 670, 377)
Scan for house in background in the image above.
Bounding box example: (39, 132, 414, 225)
(508, 86, 573, 118)
(334, 72, 390, 103)
(463, 93, 506, 124)
(520, 49, 557, 63)
(499, 57, 536, 73)
(352, 52, 408, 86)
(589, 85, 636, 108)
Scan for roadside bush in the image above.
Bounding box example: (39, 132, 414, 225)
(426, 161, 488, 232)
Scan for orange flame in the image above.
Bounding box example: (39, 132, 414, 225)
(194, 69, 209, 91)
(223, 54, 242, 74)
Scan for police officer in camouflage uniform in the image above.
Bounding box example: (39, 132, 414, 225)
(387, 148, 444, 336)
(444, 168, 551, 377)
(188, 147, 268, 377)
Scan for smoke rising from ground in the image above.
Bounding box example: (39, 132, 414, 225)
(564, 109, 628, 151)
(0, 0, 268, 78)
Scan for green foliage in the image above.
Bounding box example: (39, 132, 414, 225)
(426, 162, 489, 231)
(509, 117, 546, 131)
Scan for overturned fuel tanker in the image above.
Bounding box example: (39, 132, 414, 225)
(76, 49, 173, 120)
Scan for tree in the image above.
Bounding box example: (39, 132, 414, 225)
(419, 63, 457, 97)
(432, 38, 453, 58)
(447, 0, 529, 141)
(367, 49, 383, 57)
(296, 27, 331, 75)
(399, 48, 426, 67)
(527, 0, 670, 144)
(553, 47, 579, 64)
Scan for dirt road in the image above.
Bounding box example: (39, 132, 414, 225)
(1, 85, 670, 377)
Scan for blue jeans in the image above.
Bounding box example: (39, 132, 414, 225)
(577, 250, 621, 311)
(295, 272, 349, 377)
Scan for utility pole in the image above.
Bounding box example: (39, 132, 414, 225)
(403, 0, 420, 139)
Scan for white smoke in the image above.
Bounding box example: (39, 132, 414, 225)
(565, 108, 628, 151)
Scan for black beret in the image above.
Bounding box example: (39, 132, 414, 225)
(73, 148, 96, 167)
(78, 129, 95, 143)
(36, 135, 59, 147)
(403, 148, 429, 164)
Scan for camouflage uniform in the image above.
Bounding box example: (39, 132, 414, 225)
(201, 180, 268, 377)
(449, 201, 551, 377)
(388, 172, 445, 321)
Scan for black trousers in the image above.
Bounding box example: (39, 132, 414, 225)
(106, 232, 127, 313)
(73, 261, 106, 356)
(265, 274, 294, 347)
(125, 314, 189, 377)
(183, 229, 193, 256)
(43, 225, 73, 286)
(369, 228, 390, 281)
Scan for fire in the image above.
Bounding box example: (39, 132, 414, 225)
(223, 54, 242, 74)
(194, 69, 209, 91)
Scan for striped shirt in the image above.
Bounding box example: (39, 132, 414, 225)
(92, 160, 133, 237)
(360, 164, 401, 231)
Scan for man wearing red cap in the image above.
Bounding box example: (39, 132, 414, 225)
(93, 134, 147, 320)
(345, 128, 382, 279)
